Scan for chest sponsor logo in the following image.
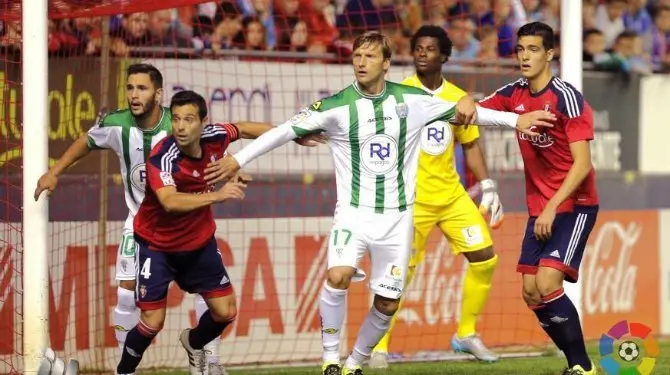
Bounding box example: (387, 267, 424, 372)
(518, 129, 555, 148)
(130, 163, 147, 192)
(360, 134, 398, 175)
(421, 121, 452, 156)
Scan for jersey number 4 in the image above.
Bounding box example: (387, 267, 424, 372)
(140, 258, 152, 279)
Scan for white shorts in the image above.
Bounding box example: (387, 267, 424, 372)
(327, 204, 413, 300)
(116, 229, 137, 281)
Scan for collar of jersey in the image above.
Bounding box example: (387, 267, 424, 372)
(136, 107, 167, 134)
(352, 80, 388, 100)
(417, 77, 446, 95)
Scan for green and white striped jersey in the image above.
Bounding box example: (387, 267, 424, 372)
(87, 107, 172, 229)
(290, 81, 457, 213)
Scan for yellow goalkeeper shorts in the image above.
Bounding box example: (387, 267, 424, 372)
(411, 192, 493, 269)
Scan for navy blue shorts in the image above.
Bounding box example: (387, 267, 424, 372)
(517, 205, 599, 283)
(134, 236, 233, 310)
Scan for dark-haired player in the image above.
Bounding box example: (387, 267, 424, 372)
(33, 63, 226, 364)
(370, 25, 501, 367)
(113, 90, 322, 375)
(479, 22, 598, 375)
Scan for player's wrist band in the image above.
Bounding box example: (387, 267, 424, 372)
(480, 178, 497, 192)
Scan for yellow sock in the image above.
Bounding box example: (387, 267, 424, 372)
(373, 264, 417, 353)
(457, 254, 498, 338)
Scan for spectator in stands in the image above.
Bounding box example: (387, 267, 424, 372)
(60, 17, 101, 55)
(490, 0, 515, 56)
(594, 30, 652, 74)
(337, 0, 399, 36)
(210, 1, 244, 52)
(645, 5, 670, 71)
(148, 10, 191, 47)
(192, 15, 216, 51)
(112, 12, 152, 46)
(275, 0, 301, 49)
(476, 25, 499, 61)
(625, 0, 654, 35)
(521, 0, 543, 23)
(448, 17, 479, 61)
(242, 16, 269, 54)
(583, 0, 599, 30)
(48, 20, 80, 55)
(583, 28, 608, 63)
(301, 0, 339, 48)
(539, 0, 560, 31)
(396, 0, 423, 34)
(237, 0, 277, 49)
(594, 0, 627, 48)
(422, 0, 451, 29)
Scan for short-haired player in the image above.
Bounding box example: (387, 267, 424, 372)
(370, 25, 502, 368)
(211, 31, 553, 375)
(479, 22, 599, 375)
(34, 65, 323, 375)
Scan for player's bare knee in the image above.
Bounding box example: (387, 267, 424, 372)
(140, 307, 167, 328)
(326, 267, 355, 289)
(208, 295, 238, 323)
(373, 294, 400, 316)
(118, 279, 136, 291)
(463, 246, 496, 263)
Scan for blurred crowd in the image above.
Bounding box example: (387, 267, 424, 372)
(1, 0, 669, 72)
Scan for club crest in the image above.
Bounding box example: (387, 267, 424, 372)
(395, 103, 408, 119)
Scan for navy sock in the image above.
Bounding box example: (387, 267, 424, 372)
(116, 321, 159, 374)
(542, 288, 591, 371)
(529, 303, 567, 352)
(188, 310, 231, 350)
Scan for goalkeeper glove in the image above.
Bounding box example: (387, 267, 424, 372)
(478, 179, 504, 229)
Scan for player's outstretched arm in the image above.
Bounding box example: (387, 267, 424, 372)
(213, 123, 298, 180)
(155, 183, 245, 213)
(235, 121, 326, 146)
(34, 134, 92, 201)
(455, 96, 557, 134)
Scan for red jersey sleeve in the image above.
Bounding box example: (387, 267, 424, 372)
(147, 139, 178, 191)
(562, 96, 594, 143)
(478, 81, 518, 111)
(201, 123, 240, 149)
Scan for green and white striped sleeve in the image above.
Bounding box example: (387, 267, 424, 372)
(87, 111, 113, 149)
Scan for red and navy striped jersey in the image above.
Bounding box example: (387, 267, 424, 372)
(134, 123, 240, 251)
(479, 76, 599, 216)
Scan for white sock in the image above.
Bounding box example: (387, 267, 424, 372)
(344, 306, 392, 369)
(114, 287, 140, 354)
(319, 282, 348, 363)
(195, 294, 221, 365)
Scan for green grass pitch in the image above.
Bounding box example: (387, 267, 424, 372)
(143, 339, 670, 375)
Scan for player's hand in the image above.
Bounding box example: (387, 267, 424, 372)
(34, 172, 59, 201)
(218, 180, 246, 201)
(204, 155, 241, 186)
(295, 133, 327, 147)
(478, 179, 504, 229)
(516, 110, 556, 136)
(534, 206, 556, 241)
(453, 95, 478, 126)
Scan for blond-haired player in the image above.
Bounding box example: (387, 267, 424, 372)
(213, 31, 553, 375)
(370, 25, 503, 367)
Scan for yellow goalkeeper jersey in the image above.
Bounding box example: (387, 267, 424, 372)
(402, 74, 480, 206)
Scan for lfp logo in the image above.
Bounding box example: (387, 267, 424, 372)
(599, 320, 660, 375)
